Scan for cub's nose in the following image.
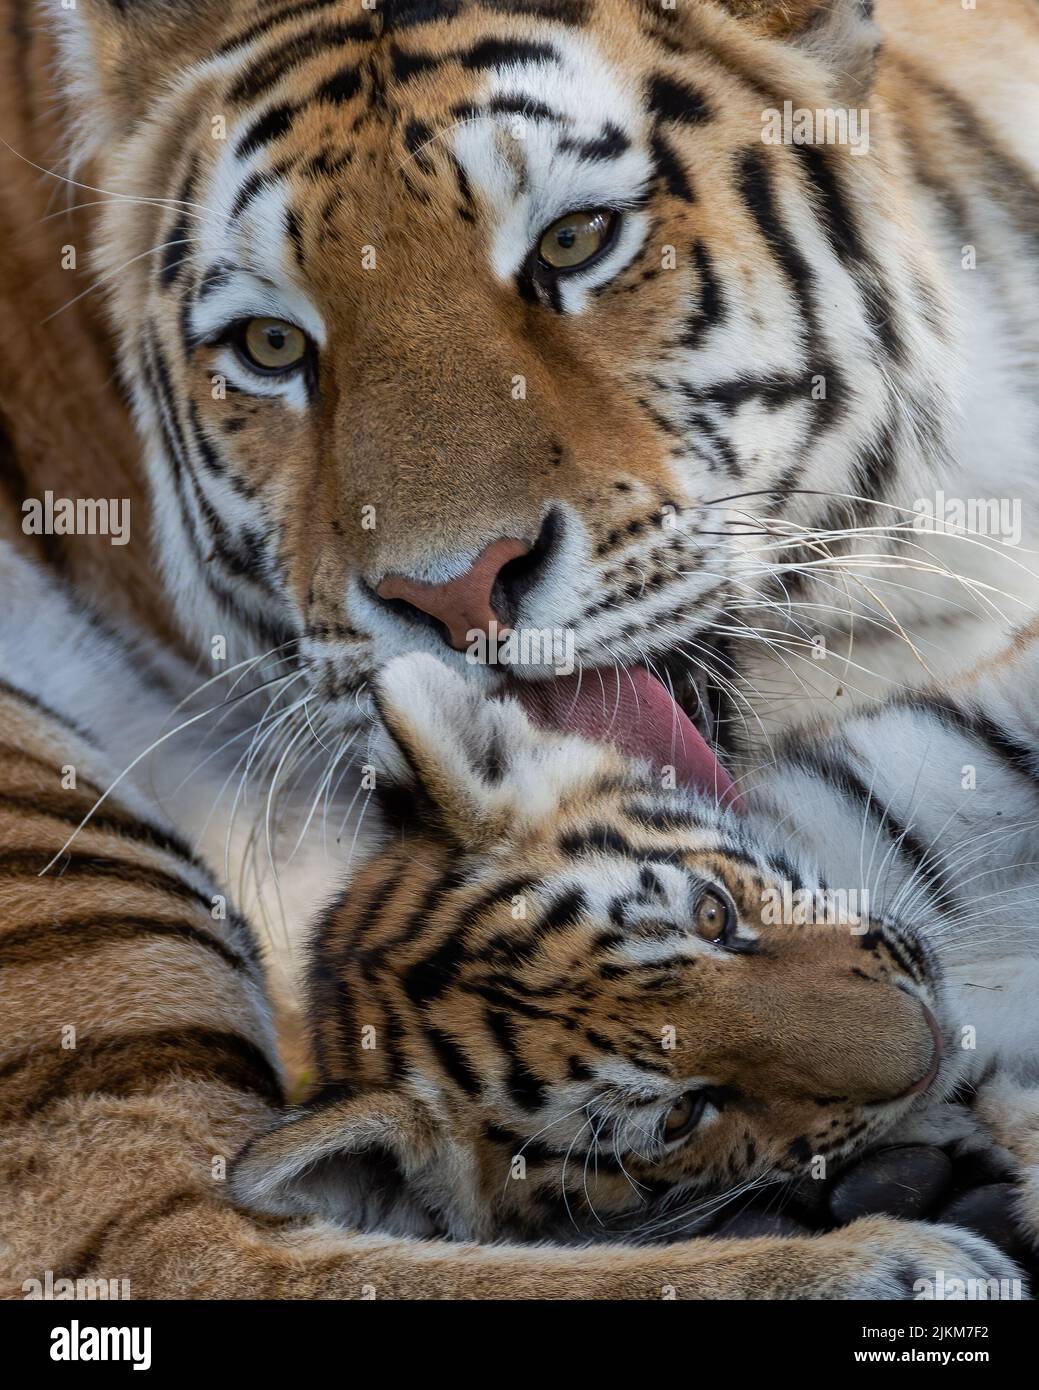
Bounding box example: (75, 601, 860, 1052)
(376, 537, 531, 650)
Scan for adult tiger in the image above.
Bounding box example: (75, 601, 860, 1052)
(0, 0, 1037, 1296)
(3, 0, 1038, 765)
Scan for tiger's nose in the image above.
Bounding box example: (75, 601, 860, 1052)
(376, 537, 533, 651)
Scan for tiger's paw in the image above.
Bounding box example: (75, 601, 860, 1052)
(814, 1216, 1027, 1301)
(972, 1073, 1039, 1252)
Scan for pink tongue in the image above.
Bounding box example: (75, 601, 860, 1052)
(514, 667, 742, 810)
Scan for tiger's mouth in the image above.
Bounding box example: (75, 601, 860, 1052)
(512, 657, 741, 808)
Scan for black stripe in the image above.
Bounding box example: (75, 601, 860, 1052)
(236, 103, 297, 159)
(560, 824, 679, 863)
(650, 130, 694, 202)
(681, 239, 724, 351)
(0, 791, 208, 875)
(217, 0, 352, 55)
(424, 1024, 483, 1095)
(559, 123, 630, 161)
(159, 160, 197, 288)
(846, 416, 897, 526)
(141, 332, 293, 651)
(895, 694, 1039, 793)
(0, 679, 98, 748)
(228, 21, 371, 104)
(488, 95, 560, 123)
(460, 37, 557, 69)
(0, 849, 218, 914)
(793, 750, 959, 915)
(390, 46, 437, 83)
(681, 372, 813, 413)
(1, 1028, 282, 1123)
(197, 262, 233, 299)
(890, 56, 1039, 251)
(960, 711, 1039, 789)
(738, 148, 819, 338)
(317, 65, 362, 104)
(58, 1188, 212, 1284)
(403, 877, 532, 1008)
(737, 147, 843, 504)
(0, 913, 254, 975)
(477, 0, 589, 22)
(228, 170, 273, 221)
(647, 74, 711, 126)
(381, 0, 464, 28)
(791, 143, 904, 363)
(485, 1122, 558, 1165)
(151, 334, 277, 588)
(484, 1008, 547, 1110)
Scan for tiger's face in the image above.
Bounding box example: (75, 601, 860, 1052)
(59, 0, 948, 749)
(229, 655, 947, 1242)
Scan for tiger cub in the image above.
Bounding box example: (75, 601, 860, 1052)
(228, 630, 1039, 1281)
(5, 651, 1026, 1300)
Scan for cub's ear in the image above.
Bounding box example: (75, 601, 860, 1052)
(369, 654, 619, 848)
(708, 0, 880, 104)
(228, 1088, 451, 1238)
(47, 1, 225, 159)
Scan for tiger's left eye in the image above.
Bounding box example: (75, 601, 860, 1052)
(694, 889, 734, 945)
(662, 1090, 708, 1142)
(537, 209, 617, 271)
(238, 317, 309, 373)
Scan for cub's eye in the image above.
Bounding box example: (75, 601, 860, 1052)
(236, 317, 309, 373)
(537, 208, 617, 271)
(662, 1090, 708, 1142)
(694, 889, 734, 945)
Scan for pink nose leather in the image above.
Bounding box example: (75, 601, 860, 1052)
(376, 538, 530, 650)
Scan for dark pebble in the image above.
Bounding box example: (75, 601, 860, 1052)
(937, 1184, 1026, 1261)
(830, 1145, 952, 1225)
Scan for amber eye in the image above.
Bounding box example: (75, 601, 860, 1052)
(537, 208, 617, 271)
(238, 317, 309, 373)
(662, 1091, 708, 1142)
(694, 889, 734, 945)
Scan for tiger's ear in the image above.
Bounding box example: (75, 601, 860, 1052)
(370, 654, 617, 848)
(228, 1088, 454, 1238)
(47, 1, 225, 160)
(711, 0, 881, 103)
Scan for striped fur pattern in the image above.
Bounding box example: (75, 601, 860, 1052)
(1, 0, 1038, 1299)
(0, 653, 1026, 1298)
(229, 643, 1039, 1266)
(12, 0, 1036, 750)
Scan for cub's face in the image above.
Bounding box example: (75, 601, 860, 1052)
(230, 656, 946, 1242)
(59, 0, 935, 750)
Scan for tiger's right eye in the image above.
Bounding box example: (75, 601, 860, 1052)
(236, 317, 310, 374)
(694, 889, 734, 945)
(536, 209, 617, 272)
